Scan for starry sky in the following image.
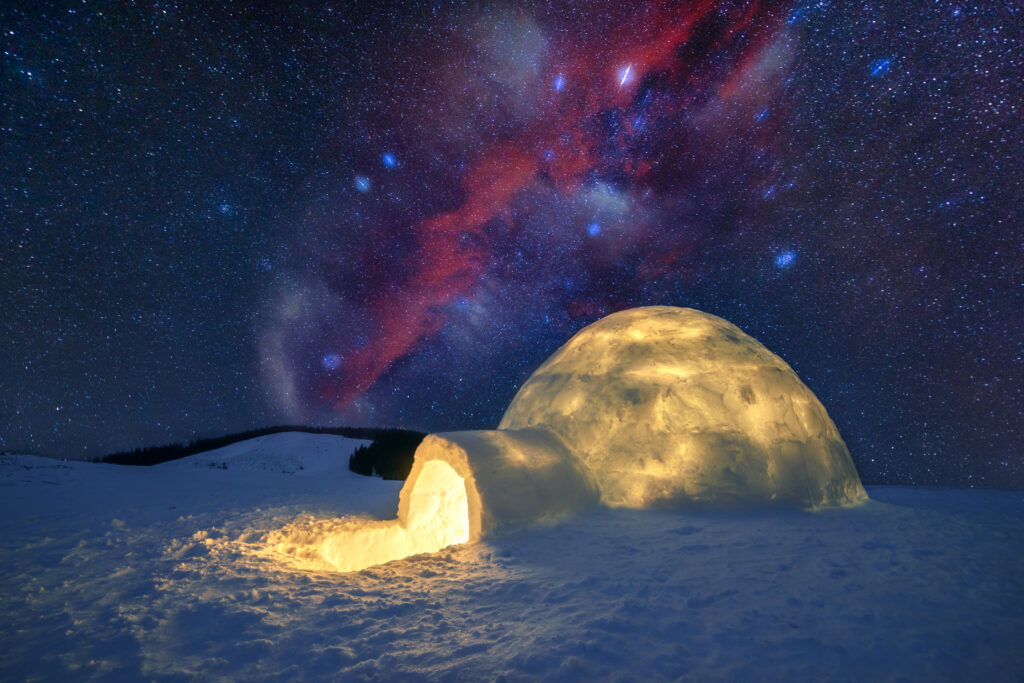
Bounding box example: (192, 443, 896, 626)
(2, 0, 1021, 487)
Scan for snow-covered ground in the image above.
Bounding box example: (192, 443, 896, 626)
(2, 432, 1022, 681)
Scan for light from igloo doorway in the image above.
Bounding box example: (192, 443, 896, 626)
(263, 460, 471, 573)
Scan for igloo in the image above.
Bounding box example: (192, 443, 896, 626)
(499, 306, 867, 509)
(288, 306, 866, 571)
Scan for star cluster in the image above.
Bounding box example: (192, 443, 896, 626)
(2, 0, 1021, 487)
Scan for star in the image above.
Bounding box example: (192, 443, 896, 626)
(869, 58, 892, 77)
(618, 65, 633, 87)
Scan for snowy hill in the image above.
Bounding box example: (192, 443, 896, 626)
(2, 433, 1022, 680)
(158, 430, 373, 476)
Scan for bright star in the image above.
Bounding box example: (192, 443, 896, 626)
(382, 153, 397, 168)
(618, 65, 633, 87)
(553, 74, 565, 92)
(870, 58, 891, 77)
(587, 222, 601, 236)
(355, 176, 371, 192)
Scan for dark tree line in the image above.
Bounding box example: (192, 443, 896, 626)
(348, 431, 426, 480)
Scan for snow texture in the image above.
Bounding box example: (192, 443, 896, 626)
(499, 306, 867, 509)
(2, 437, 1022, 680)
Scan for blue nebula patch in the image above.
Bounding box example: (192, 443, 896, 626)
(775, 250, 796, 268)
(587, 222, 601, 236)
(553, 74, 566, 93)
(382, 152, 397, 168)
(354, 176, 371, 192)
(322, 353, 341, 371)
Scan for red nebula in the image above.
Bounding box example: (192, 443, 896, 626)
(322, 0, 792, 410)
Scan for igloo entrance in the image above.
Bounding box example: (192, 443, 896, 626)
(259, 428, 599, 573)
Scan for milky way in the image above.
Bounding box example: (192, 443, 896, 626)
(265, 0, 797, 420)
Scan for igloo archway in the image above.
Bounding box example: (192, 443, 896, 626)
(284, 306, 865, 572)
(265, 428, 599, 572)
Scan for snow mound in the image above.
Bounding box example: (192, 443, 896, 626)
(498, 306, 866, 509)
(158, 432, 370, 476)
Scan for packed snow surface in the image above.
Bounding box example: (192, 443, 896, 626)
(500, 306, 866, 509)
(2, 433, 1022, 681)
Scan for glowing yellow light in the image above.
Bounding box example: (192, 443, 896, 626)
(261, 460, 470, 573)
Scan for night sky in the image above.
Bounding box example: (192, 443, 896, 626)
(2, 0, 1021, 487)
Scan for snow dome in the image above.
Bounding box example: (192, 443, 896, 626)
(499, 306, 867, 509)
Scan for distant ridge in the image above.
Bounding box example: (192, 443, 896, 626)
(98, 425, 426, 468)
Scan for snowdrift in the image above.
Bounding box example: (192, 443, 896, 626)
(322, 307, 866, 570)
